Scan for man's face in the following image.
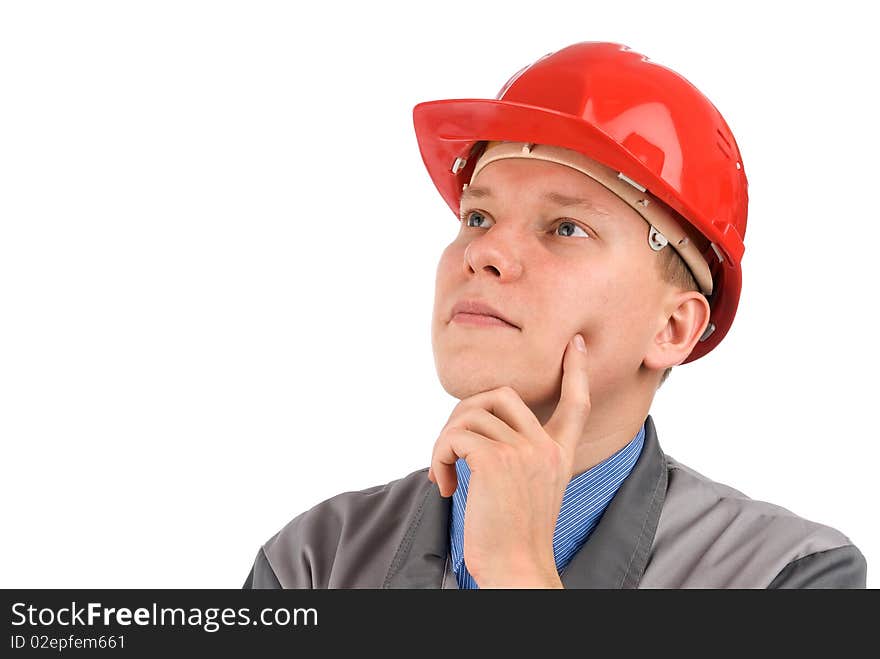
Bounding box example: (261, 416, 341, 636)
(431, 156, 673, 419)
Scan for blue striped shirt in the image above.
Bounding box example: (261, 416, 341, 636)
(449, 420, 646, 588)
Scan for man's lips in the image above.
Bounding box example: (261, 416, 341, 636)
(451, 312, 518, 329)
(450, 299, 519, 329)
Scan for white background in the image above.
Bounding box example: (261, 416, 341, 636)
(1, 1, 877, 588)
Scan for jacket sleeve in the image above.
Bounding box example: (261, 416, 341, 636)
(767, 544, 867, 588)
(242, 547, 283, 589)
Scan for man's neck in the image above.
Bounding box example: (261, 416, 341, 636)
(568, 408, 648, 476)
(530, 382, 653, 477)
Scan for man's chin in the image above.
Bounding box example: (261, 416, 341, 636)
(437, 371, 511, 400)
(437, 369, 546, 401)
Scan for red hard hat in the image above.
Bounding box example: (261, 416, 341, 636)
(412, 42, 748, 363)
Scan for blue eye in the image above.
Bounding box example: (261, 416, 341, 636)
(460, 210, 592, 239)
(556, 221, 590, 238)
(461, 210, 492, 228)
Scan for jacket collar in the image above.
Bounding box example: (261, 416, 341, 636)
(384, 414, 668, 589)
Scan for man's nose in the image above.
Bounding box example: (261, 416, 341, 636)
(462, 225, 525, 282)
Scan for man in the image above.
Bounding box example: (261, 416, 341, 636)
(243, 42, 867, 588)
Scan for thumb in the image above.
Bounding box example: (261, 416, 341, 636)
(544, 333, 591, 456)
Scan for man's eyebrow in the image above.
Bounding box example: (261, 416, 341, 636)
(542, 191, 612, 216)
(460, 185, 493, 202)
(460, 186, 611, 216)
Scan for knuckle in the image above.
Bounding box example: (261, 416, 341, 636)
(451, 398, 469, 417)
(574, 399, 591, 421)
(582, 394, 593, 412)
(432, 428, 453, 454)
(448, 407, 477, 433)
(500, 385, 518, 401)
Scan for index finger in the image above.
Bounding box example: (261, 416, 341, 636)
(544, 333, 591, 455)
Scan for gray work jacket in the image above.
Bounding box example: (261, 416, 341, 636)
(243, 415, 867, 588)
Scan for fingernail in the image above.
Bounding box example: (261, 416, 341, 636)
(574, 334, 586, 352)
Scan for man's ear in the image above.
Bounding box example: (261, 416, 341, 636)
(643, 291, 711, 370)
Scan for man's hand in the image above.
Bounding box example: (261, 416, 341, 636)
(427, 333, 590, 588)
